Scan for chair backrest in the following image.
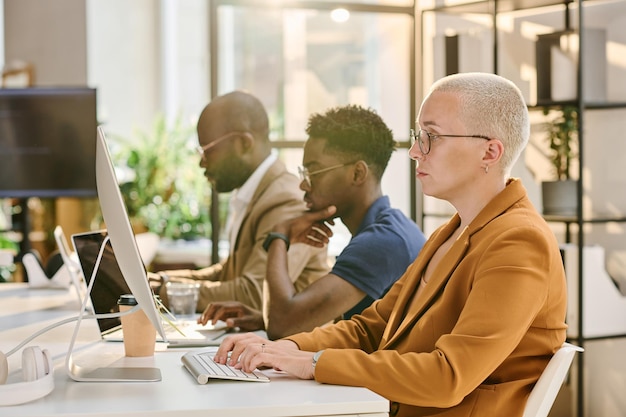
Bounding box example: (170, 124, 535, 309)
(1, 61, 35, 87)
(523, 342, 584, 417)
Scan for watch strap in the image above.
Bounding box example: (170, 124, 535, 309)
(263, 232, 290, 252)
(312, 350, 324, 368)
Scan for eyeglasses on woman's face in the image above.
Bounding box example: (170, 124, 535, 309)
(409, 128, 491, 155)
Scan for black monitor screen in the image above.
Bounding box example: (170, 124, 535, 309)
(72, 230, 132, 333)
(0, 87, 97, 198)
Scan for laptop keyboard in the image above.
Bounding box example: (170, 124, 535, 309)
(163, 320, 217, 339)
(181, 350, 270, 384)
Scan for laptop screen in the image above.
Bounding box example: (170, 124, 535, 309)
(71, 230, 133, 333)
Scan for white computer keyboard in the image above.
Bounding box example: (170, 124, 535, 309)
(181, 350, 270, 384)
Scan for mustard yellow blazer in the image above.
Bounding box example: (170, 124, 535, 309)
(288, 179, 568, 417)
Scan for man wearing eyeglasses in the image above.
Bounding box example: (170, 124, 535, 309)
(151, 91, 329, 327)
(199, 105, 426, 339)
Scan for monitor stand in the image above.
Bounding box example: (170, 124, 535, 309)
(66, 356, 161, 382)
(64, 235, 161, 382)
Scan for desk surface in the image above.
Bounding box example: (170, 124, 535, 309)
(0, 283, 389, 417)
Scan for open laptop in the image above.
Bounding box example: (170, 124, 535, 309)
(71, 229, 238, 347)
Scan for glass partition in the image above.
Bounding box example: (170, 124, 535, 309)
(212, 1, 416, 256)
(87, 0, 416, 262)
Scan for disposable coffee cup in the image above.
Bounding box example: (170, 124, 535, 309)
(165, 282, 200, 318)
(117, 294, 157, 357)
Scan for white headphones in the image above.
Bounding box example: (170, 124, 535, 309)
(0, 346, 55, 406)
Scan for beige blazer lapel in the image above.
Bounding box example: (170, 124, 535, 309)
(231, 161, 283, 251)
(383, 221, 470, 348)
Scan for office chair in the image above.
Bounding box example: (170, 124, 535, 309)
(523, 342, 584, 417)
(1, 60, 35, 87)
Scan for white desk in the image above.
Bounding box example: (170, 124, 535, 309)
(0, 284, 389, 417)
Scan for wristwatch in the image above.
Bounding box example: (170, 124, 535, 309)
(312, 350, 324, 368)
(262, 232, 290, 252)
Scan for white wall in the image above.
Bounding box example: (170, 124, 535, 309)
(86, 0, 160, 136)
(3, 0, 87, 86)
(85, 0, 209, 140)
(159, 0, 210, 127)
(0, 0, 4, 70)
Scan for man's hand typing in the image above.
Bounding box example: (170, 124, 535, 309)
(198, 301, 264, 331)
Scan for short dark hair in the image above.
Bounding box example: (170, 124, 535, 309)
(305, 105, 395, 180)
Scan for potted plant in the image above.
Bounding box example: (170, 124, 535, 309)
(107, 115, 212, 240)
(541, 105, 579, 216)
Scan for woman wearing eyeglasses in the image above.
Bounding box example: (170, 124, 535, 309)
(214, 73, 567, 417)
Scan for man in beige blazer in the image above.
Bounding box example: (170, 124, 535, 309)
(214, 73, 568, 417)
(152, 91, 329, 325)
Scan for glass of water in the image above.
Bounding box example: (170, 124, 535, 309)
(165, 282, 200, 319)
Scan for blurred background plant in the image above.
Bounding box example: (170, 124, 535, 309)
(106, 115, 212, 240)
(0, 199, 18, 281)
(0, 233, 18, 282)
(543, 105, 579, 181)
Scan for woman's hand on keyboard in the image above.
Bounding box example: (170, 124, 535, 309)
(214, 333, 297, 365)
(214, 333, 315, 379)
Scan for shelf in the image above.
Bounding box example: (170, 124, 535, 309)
(428, 212, 626, 223)
(420, 0, 626, 414)
(530, 101, 626, 110)
(423, 0, 569, 14)
(585, 102, 626, 110)
(423, 0, 623, 14)
(543, 215, 626, 223)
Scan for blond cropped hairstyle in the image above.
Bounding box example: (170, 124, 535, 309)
(428, 72, 530, 176)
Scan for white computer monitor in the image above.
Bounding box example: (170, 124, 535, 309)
(94, 126, 167, 341)
(65, 126, 164, 382)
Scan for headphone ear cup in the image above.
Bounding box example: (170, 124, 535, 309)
(0, 346, 54, 406)
(0, 351, 7, 384)
(22, 346, 47, 381)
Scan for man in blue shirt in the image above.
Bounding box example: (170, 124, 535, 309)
(199, 105, 426, 339)
(331, 195, 423, 319)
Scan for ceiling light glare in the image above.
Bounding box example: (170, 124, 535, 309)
(330, 8, 350, 23)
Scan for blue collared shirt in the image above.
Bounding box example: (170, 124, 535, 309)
(331, 196, 426, 319)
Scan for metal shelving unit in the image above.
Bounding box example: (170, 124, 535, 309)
(419, 0, 626, 416)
